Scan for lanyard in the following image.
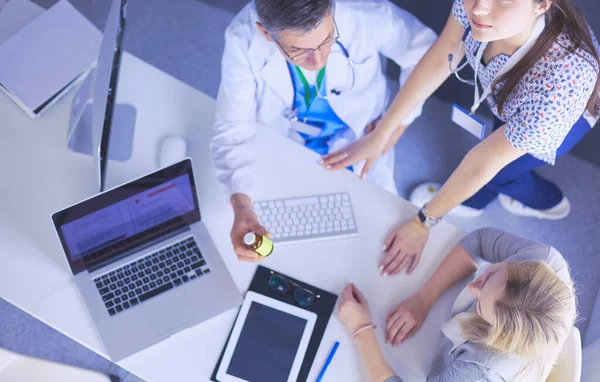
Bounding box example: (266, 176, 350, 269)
(471, 16, 546, 114)
(294, 65, 326, 110)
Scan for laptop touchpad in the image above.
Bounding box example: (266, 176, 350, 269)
(147, 296, 196, 336)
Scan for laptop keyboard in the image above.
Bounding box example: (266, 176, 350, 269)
(93, 236, 211, 317)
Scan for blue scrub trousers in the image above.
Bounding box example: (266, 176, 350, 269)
(462, 116, 592, 210)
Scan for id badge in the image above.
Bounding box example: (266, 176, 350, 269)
(290, 120, 322, 138)
(451, 104, 486, 140)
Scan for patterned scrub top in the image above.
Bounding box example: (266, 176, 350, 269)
(452, 0, 600, 165)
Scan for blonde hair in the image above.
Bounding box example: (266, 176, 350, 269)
(460, 262, 577, 381)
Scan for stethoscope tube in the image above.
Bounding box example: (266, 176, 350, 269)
(448, 26, 476, 86)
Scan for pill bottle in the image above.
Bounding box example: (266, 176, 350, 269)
(243, 232, 274, 257)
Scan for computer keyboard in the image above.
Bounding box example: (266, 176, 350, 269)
(93, 236, 211, 317)
(254, 193, 358, 245)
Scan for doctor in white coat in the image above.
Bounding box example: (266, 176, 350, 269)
(211, 0, 436, 262)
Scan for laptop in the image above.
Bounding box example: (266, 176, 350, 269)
(51, 158, 242, 361)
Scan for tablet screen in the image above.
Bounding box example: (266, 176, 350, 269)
(226, 301, 308, 381)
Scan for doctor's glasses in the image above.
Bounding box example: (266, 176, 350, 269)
(268, 271, 321, 308)
(274, 20, 341, 61)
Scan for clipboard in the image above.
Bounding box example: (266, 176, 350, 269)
(211, 265, 338, 382)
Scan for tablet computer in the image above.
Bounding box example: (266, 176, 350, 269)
(216, 291, 317, 382)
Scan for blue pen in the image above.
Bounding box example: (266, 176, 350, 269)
(316, 341, 340, 382)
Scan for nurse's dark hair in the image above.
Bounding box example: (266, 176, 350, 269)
(254, 0, 334, 36)
(493, 0, 600, 117)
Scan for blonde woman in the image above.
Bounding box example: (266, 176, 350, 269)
(338, 228, 576, 381)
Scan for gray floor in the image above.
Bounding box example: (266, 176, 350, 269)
(1, 0, 599, 380)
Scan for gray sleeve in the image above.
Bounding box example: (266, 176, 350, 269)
(427, 360, 501, 382)
(384, 376, 403, 382)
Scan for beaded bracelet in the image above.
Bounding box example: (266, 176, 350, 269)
(352, 323, 377, 338)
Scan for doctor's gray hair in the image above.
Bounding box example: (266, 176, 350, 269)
(255, 0, 335, 36)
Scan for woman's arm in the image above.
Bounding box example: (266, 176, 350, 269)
(354, 329, 398, 382)
(379, 125, 526, 277)
(425, 125, 527, 218)
(321, 12, 465, 173)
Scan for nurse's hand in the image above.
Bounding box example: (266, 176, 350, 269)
(230, 193, 270, 262)
(380, 216, 429, 276)
(320, 122, 407, 179)
(385, 292, 433, 346)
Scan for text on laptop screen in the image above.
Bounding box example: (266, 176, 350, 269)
(52, 159, 201, 275)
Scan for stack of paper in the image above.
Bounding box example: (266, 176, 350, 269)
(0, 0, 101, 118)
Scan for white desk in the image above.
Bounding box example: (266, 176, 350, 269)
(0, 52, 467, 382)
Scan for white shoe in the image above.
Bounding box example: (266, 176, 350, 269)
(409, 182, 484, 218)
(498, 194, 571, 220)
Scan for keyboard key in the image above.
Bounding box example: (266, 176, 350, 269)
(95, 282, 103, 289)
(184, 259, 191, 265)
(191, 260, 206, 270)
(150, 282, 156, 288)
(163, 276, 170, 282)
(99, 287, 109, 295)
(137, 272, 144, 278)
(195, 269, 203, 276)
(193, 248, 200, 255)
(128, 283, 135, 290)
(166, 259, 173, 266)
(123, 301, 130, 309)
(157, 271, 164, 277)
(186, 250, 193, 256)
(152, 265, 158, 272)
(145, 269, 152, 275)
(136, 280, 143, 287)
(184, 266, 191, 273)
(128, 291, 135, 298)
(182, 275, 189, 282)
(170, 265, 177, 272)
(108, 308, 116, 316)
(105, 300, 114, 308)
(204, 268, 211, 274)
(177, 262, 184, 268)
(110, 284, 117, 290)
(131, 274, 138, 281)
(190, 275, 197, 279)
(186, 242, 194, 249)
(170, 273, 177, 280)
(191, 255, 199, 262)
(159, 262, 166, 269)
(173, 278, 182, 286)
(115, 290, 122, 296)
(122, 286, 129, 293)
(173, 249, 180, 255)
(124, 270, 131, 276)
(135, 288, 142, 294)
(150, 274, 157, 280)
(130, 298, 139, 306)
(145, 261, 152, 267)
(139, 283, 173, 302)
(157, 279, 164, 286)
(102, 274, 108, 279)
(114, 297, 121, 304)
(139, 264, 145, 270)
(142, 285, 149, 292)
(116, 305, 123, 312)
(152, 258, 159, 264)
(117, 273, 124, 279)
(117, 281, 124, 287)
(179, 246, 186, 252)
(131, 266, 138, 273)
(186, 237, 193, 242)
(110, 276, 117, 282)
(177, 269, 184, 276)
(173, 256, 180, 262)
(143, 277, 149, 283)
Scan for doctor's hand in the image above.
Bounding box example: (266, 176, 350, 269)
(380, 216, 429, 276)
(230, 193, 270, 262)
(320, 121, 407, 179)
(385, 292, 433, 346)
(338, 283, 373, 334)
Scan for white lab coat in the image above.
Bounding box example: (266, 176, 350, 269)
(211, 0, 436, 198)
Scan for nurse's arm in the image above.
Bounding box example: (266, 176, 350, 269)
(425, 125, 526, 218)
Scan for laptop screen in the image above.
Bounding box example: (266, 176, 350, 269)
(52, 159, 200, 275)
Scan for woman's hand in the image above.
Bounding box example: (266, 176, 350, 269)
(385, 292, 434, 346)
(338, 283, 373, 334)
(320, 122, 407, 179)
(230, 194, 270, 262)
(380, 217, 429, 276)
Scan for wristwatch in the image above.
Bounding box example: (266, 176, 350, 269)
(417, 204, 442, 229)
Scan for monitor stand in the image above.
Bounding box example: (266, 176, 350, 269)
(66, 70, 136, 161)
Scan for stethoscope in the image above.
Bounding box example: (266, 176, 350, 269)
(448, 26, 477, 86)
(283, 41, 355, 122)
